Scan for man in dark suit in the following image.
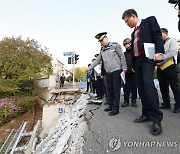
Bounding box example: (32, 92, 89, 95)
(122, 9, 164, 135)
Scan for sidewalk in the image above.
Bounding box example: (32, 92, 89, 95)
(83, 90, 180, 154)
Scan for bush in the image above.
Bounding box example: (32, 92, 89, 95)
(0, 96, 37, 126)
(0, 36, 52, 96)
(66, 76, 73, 82)
(18, 96, 37, 112)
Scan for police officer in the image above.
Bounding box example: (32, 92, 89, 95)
(121, 38, 138, 108)
(86, 32, 127, 116)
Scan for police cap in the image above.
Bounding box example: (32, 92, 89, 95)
(95, 32, 107, 41)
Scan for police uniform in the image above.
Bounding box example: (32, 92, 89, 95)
(88, 32, 127, 115)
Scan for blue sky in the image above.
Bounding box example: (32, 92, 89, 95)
(0, 0, 179, 68)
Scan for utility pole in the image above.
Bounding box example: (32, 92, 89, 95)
(72, 54, 75, 87)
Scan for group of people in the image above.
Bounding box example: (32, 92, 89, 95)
(86, 9, 180, 136)
(86, 56, 106, 100)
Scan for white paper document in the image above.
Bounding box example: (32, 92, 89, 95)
(94, 65, 101, 74)
(120, 72, 125, 85)
(144, 43, 155, 59)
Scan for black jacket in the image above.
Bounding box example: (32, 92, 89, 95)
(131, 16, 164, 56)
(60, 76, 66, 82)
(124, 49, 134, 73)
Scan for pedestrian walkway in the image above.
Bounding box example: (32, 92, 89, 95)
(83, 90, 180, 154)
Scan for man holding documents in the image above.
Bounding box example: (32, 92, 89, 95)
(86, 32, 127, 116)
(156, 28, 180, 113)
(122, 9, 164, 135)
(121, 38, 137, 108)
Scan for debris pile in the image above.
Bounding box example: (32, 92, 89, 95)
(0, 89, 90, 154)
(34, 94, 89, 154)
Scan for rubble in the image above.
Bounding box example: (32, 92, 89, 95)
(1, 88, 96, 154)
(33, 93, 89, 154)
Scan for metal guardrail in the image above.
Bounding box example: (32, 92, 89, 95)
(0, 129, 17, 154)
(10, 121, 27, 154)
(0, 121, 32, 154)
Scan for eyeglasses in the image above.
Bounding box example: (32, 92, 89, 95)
(124, 16, 132, 23)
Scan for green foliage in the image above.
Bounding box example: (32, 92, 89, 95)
(74, 67, 86, 81)
(0, 36, 53, 126)
(0, 36, 52, 95)
(18, 96, 37, 112)
(66, 76, 73, 82)
(0, 96, 37, 126)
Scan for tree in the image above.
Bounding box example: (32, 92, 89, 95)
(0, 36, 52, 95)
(74, 67, 86, 82)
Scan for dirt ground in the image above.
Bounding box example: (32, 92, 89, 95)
(0, 102, 43, 146)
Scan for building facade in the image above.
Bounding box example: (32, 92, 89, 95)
(51, 59, 65, 81)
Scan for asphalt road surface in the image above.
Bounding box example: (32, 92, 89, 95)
(83, 89, 180, 154)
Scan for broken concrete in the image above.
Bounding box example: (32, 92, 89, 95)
(33, 94, 89, 154)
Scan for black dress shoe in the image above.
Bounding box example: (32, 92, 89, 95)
(104, 106, 112, 112)
(159, 105, 171, 109)
(173, 107, 180, 113)
(151, 123, 162, 136)
(108, 110, 119, 116)
(134, 115, 151, 123)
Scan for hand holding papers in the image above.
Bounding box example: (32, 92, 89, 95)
(120, 72, 125, 85)
(144, 43, 155, 59)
